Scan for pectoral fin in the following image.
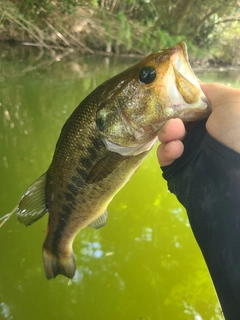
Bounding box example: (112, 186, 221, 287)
(88, 210, 108, 229)
(17, 173, 47, 226)
(86, 152, 126, 183)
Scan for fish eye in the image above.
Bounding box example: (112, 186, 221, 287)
(139, 66, 156, 84)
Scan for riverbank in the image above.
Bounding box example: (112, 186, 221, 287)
(1, 1, 240, 65)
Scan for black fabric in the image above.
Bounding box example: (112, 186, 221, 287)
(161, 119, 240, 320)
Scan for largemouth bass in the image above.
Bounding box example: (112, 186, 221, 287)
(17, 42, 211, 279)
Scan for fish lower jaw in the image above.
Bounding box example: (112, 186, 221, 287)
(164, 95, 210, 121)
(174, 101, 211, 121)
(102, 136, 157, 156)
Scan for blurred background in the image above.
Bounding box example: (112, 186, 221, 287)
(1, 1, 240, 319)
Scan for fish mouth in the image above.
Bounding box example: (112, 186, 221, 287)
(166, 42, 211, 119)
(170, 42, 201, 96)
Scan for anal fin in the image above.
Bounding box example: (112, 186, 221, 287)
(88, 210, 108, 229)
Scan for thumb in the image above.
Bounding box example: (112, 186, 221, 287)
(200, 83, 240, 110)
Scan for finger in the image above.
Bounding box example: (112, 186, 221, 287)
(201, 83, 240, 153)
(200, 83, 240, 110)
(157, 140, 184, 166)
(158, 118, 186, 143)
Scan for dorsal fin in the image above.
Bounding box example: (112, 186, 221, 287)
(17, 173, 47, 226)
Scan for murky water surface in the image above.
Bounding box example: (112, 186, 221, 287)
(0, 45, 239, 320)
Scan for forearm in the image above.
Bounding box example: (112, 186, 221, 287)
(162, 128, 240, 320)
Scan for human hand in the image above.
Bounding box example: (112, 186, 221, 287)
(157, 118, 185, 166)
(157, 83, 240, 166)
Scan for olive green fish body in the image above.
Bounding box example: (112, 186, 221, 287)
(43, 100, 148, 278)
(17, 42, 211, 279)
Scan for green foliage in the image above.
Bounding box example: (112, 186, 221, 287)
(209, 20, 240, 64)
(10, 0, 79, 17)
(91, 0, 99, 9)
(117, 10, 131, 50)
(1, 0, 240, 63)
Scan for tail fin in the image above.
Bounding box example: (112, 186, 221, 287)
(42, 247, 76, 280)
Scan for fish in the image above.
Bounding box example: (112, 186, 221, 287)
(17, 42, 211, 280)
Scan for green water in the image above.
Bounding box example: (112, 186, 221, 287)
(0, 45, 239, 320)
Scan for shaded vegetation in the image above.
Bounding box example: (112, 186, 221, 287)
(1, 0, 240, 64)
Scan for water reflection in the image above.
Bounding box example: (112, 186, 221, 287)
(135, 227, 153, 242)
(81, 240, 104, 259)
(0, 302, 12, 319)
(0, 44, 232, 320)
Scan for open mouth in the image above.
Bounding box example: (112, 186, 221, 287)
(171, 42, 201, 90)
(161, 42, 211, 121)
